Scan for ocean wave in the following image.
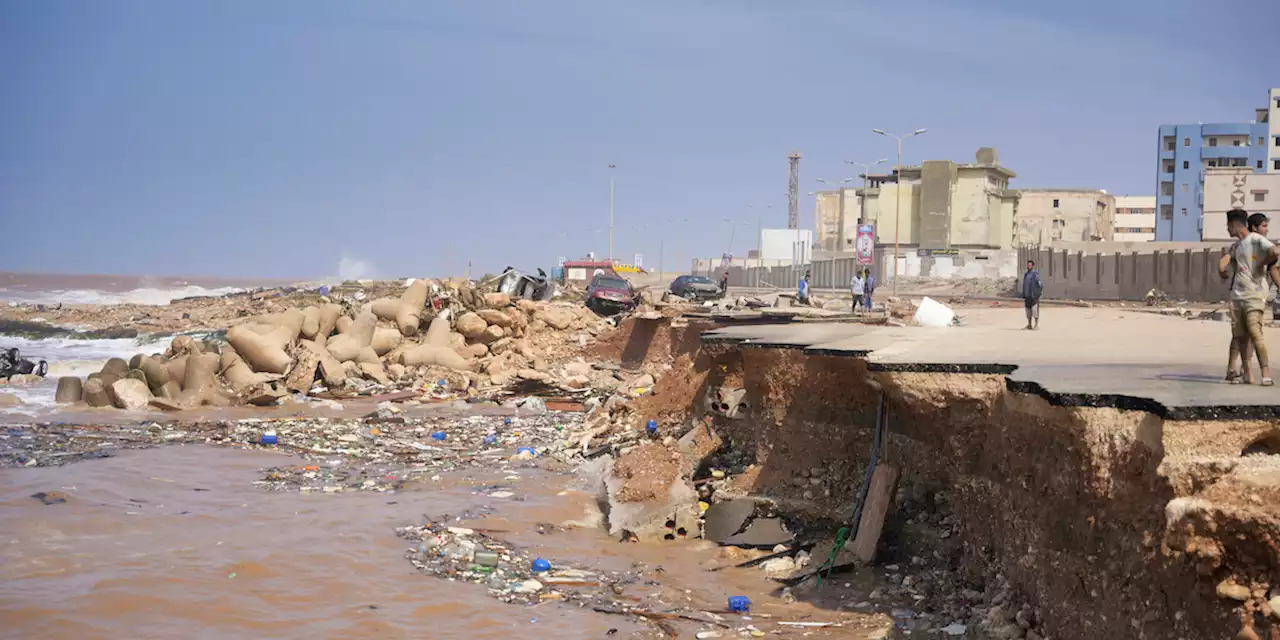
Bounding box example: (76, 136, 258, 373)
(0, 285, 245, 306)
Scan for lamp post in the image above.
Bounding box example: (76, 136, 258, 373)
(871, 128, 927, 296)
(607, 163, 617, 264)
(844, 158, 889, 223)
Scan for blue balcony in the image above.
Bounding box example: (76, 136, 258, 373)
(1159, 147, 1176, 160)
(1201, 146, 1251, 159)
(1159, 171, 1175, 182)
(1201, 122, 1253, 136)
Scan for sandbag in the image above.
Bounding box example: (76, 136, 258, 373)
(55, 377, 83, 403)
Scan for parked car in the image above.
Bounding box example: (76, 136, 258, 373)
(669, 275, 723, 301)
(585, 273, 636, 315)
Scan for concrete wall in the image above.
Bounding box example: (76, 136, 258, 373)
(1019, 245, 1231, 302)
(814, 191, 841, 252)
(1016, 190, 1115, 245)
(918, 161, 955, 249)
(698, 247, 1019, 290)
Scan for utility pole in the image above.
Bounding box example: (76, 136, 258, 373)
(607, 163, 617, 264)
(787, 152, 801, 229)
(872, 129, 927, 296)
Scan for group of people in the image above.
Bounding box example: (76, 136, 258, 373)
(849, 268, 875, 312)
(1220, 208, 1280, 386)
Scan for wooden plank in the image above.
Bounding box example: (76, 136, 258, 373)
(849, 465, 900, 564)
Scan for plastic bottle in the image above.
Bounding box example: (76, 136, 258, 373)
(431, 431, 447, 441)
(645, 420, 658, 436)
(531, 558, 551, 573)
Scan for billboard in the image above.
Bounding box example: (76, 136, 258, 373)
(856, 224, 875, 266)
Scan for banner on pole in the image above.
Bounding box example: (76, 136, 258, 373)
(856, 224, 875, 266)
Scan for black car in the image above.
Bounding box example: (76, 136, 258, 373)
(669, 275, 723, 301)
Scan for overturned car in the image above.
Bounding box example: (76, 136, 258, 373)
(497, 266, 557, 301)
(1, 348, 48, 380)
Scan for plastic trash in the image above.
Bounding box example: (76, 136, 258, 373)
(318, 285, 330, 296)
(531, 558, 551, 573)
(645, 420, 658, 436)
(516, 446, 537, 457)
(483, 435, 498, 446)
(516, 396, 547, 415)
(728, 595, 751, 613)
(912, 296, 956, 327)
(504, 417, 513, 425)
(474, 551, 500, 567)
(430, 431, 447, 441)
(260, 431, 278, 445)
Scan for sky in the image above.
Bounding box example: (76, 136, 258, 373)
(1, 0, 1277, 280)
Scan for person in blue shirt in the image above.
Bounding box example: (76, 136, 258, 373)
(862, 269, 876, 311)
(1021, 260, 1043, 329)
(797, 270, 812, 305)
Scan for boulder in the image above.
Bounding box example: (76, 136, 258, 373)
(55, 376, 83, 403)
(83, 378, 112, 407)
(455, 312, 489, 339)
(398, 345, 469, 371)
(489, 337, 515, 355)
(387, 363, 407, 380)
(476, 324, 505, 344)
(359, 362, 390, 385)
(461, 343, 489, 359)
(0, 392, 21, 407)
(109, 378, 151, 411)
(564, 375, 591, 389)
(483, 292, 511, 308)
(476, 308, 513, 328)
(517, 368, 550, 382)
(536, 308, 574, 330)
(284, 347, 320, 393)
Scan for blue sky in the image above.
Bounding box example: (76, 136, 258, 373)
(1, 0, 1276, 279)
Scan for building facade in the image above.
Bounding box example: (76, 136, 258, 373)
(1112, 195, 1156, 242)
(1014, 189, 1115, 246)
(1155, 88, 1280, 241)
(848, 147, 1020, 251)
(1201, 167, 1280, 241)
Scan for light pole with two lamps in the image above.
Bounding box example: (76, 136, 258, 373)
(871, 128, 927, 296)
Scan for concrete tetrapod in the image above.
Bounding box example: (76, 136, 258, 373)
(219, 349, 279, 391)
(371, 279, 430, 337)
(226, 324, 294, 374)
(82, 378, 112, 407)
(178, 352, 223, 407)
(326, 311, 376, 363)
(300, 340, 346, 387)
(371, 327, 403, 356)
(314, 304, 342, 346)
(300, 306, 321, 339)
(139, 355, 172, 394)
(55, 376, 82, 403)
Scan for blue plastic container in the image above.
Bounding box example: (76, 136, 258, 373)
(531, 558, 551, 573)
(483, 435, 498, 446)
(728, 596, 751, 613)
(645, 420, 658, 436)
(430, 431, 447, 441)
(260, 431, 278, 446)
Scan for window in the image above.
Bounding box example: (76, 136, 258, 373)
(1181, 183, 1188, 193)
(1181, 207, 1188, 216)
(1275, 160, 1280, 171)
(1260, 160, 1265, 170)
(1183, 160, 1189, 169)
(1052, 199, 1059, 208)
(1275, 136, 1280, 147)
(1233, 139, 1242, 146)
(1255, 193, 1267, 203)
(1275, 97, 1280, 108)
(1160, 205, 1173, 220)
(1208, 160, 1218, 167)
(1184, 138, 1191, 147)
(1209, 137, 1217, 147)
(1161, 182, 1174, 196)
(1261, 137, 1266, 146)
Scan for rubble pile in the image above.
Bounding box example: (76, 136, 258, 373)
(46, 279, 621, 412)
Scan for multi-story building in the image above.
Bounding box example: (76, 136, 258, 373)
(848, 147, 1020, 251)
(1112, 196, 1156, 242)
(1014, 189, 1115, 246)
(1155, 88, 1280, 241)
(1202, 167, 1280, 241)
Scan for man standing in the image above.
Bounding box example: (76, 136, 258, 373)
(720, 269, 729, 294)
(1021, 260, 1043, 330)
(863, 269, 876, 311)
(1219, 208, 1279, 385)
(850, 270, 865, 313)
(797, 270, 812, 306)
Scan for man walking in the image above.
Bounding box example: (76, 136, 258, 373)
(863, 269, 876, 311)
(797, 270, 812, 306)
(720, 269, 729, 294)
(1021, 260, 1043, 330)
(850, 270, 865, 313)
(1219, 208, 1279, 385)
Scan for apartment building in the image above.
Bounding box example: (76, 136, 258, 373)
(1112, 195, 1156, 242)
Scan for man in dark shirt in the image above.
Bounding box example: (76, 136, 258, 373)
(1021, 260, 1043, 330)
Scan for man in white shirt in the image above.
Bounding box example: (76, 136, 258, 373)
(850, 272, 865, 313)
(1219, 209, 1280, 385)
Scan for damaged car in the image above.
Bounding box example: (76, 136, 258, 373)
(497, 266, 557, 301)
(669, 275, 723, 301)
(584, 273, 636, 315)
(1, 347, 48, 380)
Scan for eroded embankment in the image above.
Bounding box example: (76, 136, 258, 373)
(603, 316, 1280, 639)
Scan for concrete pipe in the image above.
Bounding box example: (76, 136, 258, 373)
(83, 378, 112, 407)
(226, 325, 293, 374)
(55, 376, 83, 403)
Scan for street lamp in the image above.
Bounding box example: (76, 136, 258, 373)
(872, 128, 927, 296)
(607, 163, 617, 263)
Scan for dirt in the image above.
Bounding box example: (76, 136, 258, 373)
(611, 442, 685, 503)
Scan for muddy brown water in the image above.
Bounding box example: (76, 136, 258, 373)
(0, 445, 876, 639)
